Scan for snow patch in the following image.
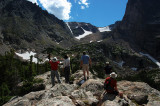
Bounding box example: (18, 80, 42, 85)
(97, 40, 103, 42)
(114, 61, 125, 67)
(66, 22, 73, 35)
(98, 26, 111, 32)
(75, 27, 92, 40)
(15, 51, 49, 64)
(140, 52, 160, 68)
(15, 51, 38, 63)
(90, 40, 93, 43)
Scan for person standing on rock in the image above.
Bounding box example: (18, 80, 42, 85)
(63, 54, 70, 84)
(104, 72, 123, 98)
(48, 54, 61, 87)
(104, 62, 112, 78)
(80, 51, 92, 80)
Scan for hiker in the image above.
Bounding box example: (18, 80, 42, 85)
(80, 51, 92, 80)
(104, 62, 112, 78)
(48, 55, 61, 87)
(63, 54, 70, 83)
(104, 72, 123, 98)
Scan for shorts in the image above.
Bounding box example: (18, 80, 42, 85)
(82, 64, 89, 71)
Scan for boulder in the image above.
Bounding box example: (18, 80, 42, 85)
(100, 93, 129, 106)
(118, 81, 160, 105)
(3, 97, 31, 106)
(127, 93, 148, 105)
(81, 79, 104, 95)
(71, 90, 98, 105)
(36, 96, 75, 106)
(45, 83, 78, 97)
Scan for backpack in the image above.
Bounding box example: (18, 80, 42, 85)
(104, 78, 114, 91)
(78, 79, 85, 86)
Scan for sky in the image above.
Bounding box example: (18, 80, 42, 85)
(27, 0, 128, 27)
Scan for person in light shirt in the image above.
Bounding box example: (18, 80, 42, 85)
(63, 54, 70, 83)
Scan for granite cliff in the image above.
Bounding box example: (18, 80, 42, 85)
(112, 0, 160, 61)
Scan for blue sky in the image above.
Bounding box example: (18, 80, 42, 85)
(67, 0, 128, 27)
(28, 0, 128, 27)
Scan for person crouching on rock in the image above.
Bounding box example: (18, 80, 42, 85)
(49, 56, 61, 87)
(104, 72, 123, 98)
(63, 54, 70, 84)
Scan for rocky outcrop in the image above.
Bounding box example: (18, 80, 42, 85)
(4, 70, 160, 106)
(113, 0, 160, 61)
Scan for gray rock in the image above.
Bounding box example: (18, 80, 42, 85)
(3, 71, 160, 106)
(81, 79, 103, 95)
(71, 90, 98, 105)
(36, 96, 75, 106)
(127, 94, 148, 105)
(3, 97, 31, 106)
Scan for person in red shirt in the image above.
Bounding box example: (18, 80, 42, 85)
(49, 56, 61, 87)
(104, 72, 123, 98)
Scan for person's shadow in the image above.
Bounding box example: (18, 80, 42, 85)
(98, 92, 116, 106)
(102, 93, 116, 102)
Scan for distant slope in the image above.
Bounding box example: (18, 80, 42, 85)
(66, 22, 113, 43)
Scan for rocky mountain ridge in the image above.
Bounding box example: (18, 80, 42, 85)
(66, 22, 114, 43)
(4, 70, 160, 106)
(0, 0, 77, 55)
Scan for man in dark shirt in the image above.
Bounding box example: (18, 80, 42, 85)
(104, 62, 112, 78)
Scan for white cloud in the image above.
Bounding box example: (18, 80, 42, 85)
(38, 0, 72, 20)
(27, 0, 38, 5)
(81, 0, 89, 7)
(78, 1, 81, 4)
(78, 0, 89, 9)
(81, 6, 85, 9)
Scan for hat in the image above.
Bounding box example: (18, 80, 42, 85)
(110, 72, 117, 78)
(106, 62, 109, 64)
(52, 57, 57, 62)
